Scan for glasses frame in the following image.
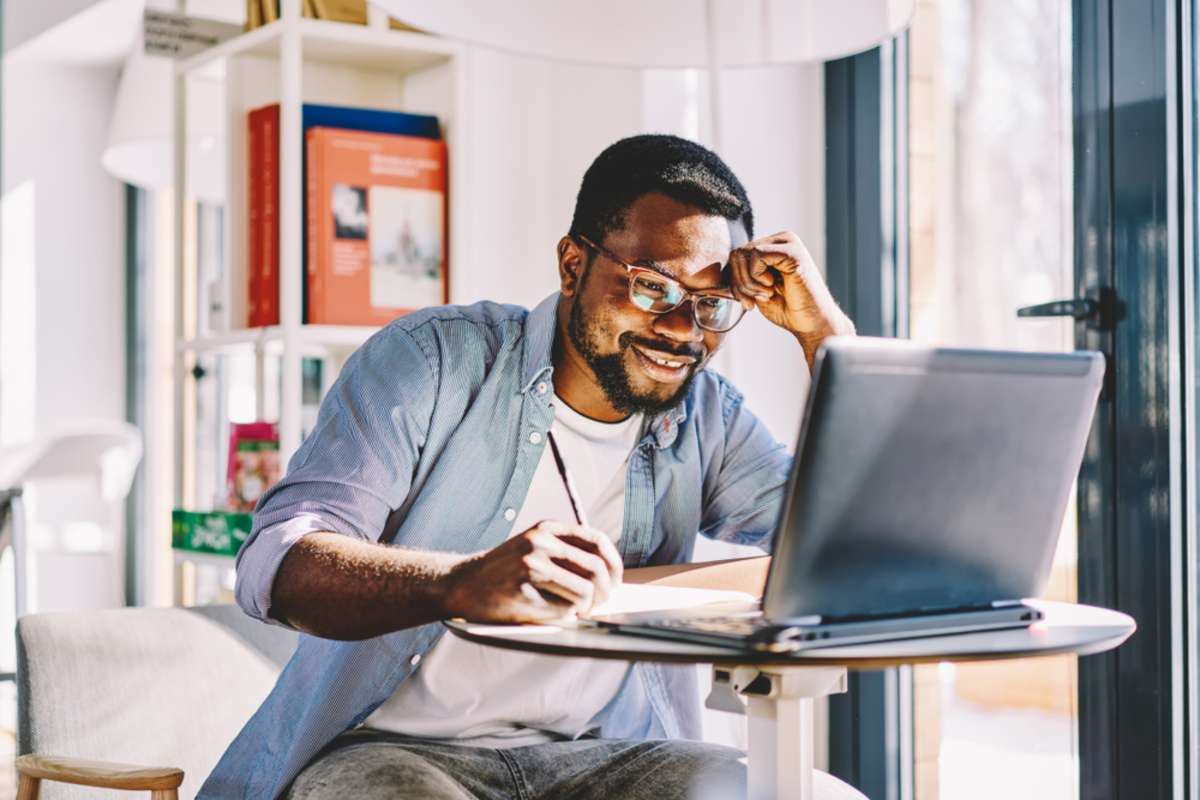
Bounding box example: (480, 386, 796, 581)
(575, 234, 747, 333)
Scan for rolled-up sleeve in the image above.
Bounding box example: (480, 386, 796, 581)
(698, 382, 793, 551)
(234, 325, 436, 624)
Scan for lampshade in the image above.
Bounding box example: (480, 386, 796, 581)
(369, 0, 914, 68)
(102, 38, 227, 202)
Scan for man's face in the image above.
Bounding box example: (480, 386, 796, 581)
(562, 192, 746, 415)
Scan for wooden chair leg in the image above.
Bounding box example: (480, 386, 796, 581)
(15, 774, 40, 800)
(150, 790, 178, 800)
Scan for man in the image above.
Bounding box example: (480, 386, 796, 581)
(200, 134, 855, 799)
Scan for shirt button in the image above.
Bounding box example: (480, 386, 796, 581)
(503, 508, 516, 522)
(529, 431, 543, 445)
(409, 653, 422, 667)
(537, 382, 548, 394)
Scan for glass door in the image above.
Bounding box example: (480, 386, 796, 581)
(907, 1, 1077, 797)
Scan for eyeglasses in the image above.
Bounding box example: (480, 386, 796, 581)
(575, 235, 747, 333)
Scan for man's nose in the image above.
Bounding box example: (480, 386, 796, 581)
(652, 301, 704, 344)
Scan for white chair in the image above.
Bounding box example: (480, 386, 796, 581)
(0, 421, 142, 618)
(16, 604, 297, 799)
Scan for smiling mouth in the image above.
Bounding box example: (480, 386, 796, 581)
(630, 344, 698, 381)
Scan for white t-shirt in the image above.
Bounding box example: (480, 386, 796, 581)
(364, 394, 644, 746)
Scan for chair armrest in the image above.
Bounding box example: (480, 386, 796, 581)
(16, 754, 184, 791)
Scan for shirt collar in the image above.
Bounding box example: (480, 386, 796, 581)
(519, 292, 560, 395)
(519, 290, 690, 449)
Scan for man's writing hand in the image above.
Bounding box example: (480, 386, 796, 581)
(443, 520, 624, 623)
(728, 230, 856, 365)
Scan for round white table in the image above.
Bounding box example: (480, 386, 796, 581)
(445, 600, 1135, 800)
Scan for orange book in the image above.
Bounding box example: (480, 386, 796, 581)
(305, 127, 447, 325)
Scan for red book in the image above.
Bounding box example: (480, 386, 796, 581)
(261, 105, 280, 326)
(246, 108, 262, 326)
(247, 104, 281, 327)
(305, 127, 448, 325)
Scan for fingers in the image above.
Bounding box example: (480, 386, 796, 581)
(534, 534, 618, 608)
(503, 521, 625, 616)
(728, 232, 823, 314)
(518, 581, 575, 615)
(554, 524, 624, 583)
(729, 249, 766, 309)
(525, 553, 600, 610)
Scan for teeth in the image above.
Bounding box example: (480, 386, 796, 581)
(635, 346, 690, 370)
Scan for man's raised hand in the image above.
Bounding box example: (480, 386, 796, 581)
(443, 520, 624, 623)
(727, 230, 856, 365)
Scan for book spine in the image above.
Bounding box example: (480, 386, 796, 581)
(247, 108, 263, 327)
(443, 145, 450, 305)
(262, 105, 280, 326)
(246, 0, 261, 31)
(305, 129, 323, 324)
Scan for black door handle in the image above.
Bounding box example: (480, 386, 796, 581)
(1016, 298, 1098, 321)
(1017, 293, 1113, 331)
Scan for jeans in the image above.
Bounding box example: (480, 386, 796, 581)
(286, 728, 747, 800)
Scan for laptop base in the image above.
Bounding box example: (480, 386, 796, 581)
(595, 602, 1044, 653)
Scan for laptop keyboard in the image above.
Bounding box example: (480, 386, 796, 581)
(654, 616, 768, 635)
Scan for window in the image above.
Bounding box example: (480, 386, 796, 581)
(907, 1, 1076, 797)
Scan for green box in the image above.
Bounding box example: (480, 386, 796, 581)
(171, 510, 254, 557)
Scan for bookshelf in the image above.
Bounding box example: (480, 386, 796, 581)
(170, 1, 465, 602)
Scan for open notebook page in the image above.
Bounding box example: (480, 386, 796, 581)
(583, 582, 758, 619)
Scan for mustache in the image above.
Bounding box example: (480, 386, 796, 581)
(618, 332, 705, 361)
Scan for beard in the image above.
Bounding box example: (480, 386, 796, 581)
(567, 296, 705, 416)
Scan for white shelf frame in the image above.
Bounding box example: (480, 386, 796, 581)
(177, 324, 380, 354)
(171, 0, 466, 525)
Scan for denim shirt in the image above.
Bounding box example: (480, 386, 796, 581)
(200, 293, 792, 799)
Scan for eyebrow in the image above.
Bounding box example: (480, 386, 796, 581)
(629, 257, 732, 293)
(629, 257, 678, 279)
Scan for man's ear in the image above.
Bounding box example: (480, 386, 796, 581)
(557, 236, 587, 297)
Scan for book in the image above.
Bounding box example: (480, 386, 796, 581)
(172, 510, 254, 557)
(584, 583, 758, 619)
(246, 103, 442, 326)
(226, 422, 281, 512)
(306, 126, 448, 325)
(247, 104, 280, 327)
(247, 105, 263, 326)
(246, 0, 261, 30)
(311, 0, 368, 23)
(246, 0, 415, 27)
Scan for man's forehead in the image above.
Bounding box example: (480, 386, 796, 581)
(608, 214, 742, 282)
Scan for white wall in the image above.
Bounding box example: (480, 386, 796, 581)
(2, 55, 125, 441)
(712, 63, 825, 445)
(1, 51, 126, 615)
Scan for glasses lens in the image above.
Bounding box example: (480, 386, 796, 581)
(630, 273, 683, 311)
(694, 296, 744, 331)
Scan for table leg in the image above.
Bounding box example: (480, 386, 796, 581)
(708, 665, 848, 800)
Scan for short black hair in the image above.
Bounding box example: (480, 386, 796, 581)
(568, 134, 754, 245)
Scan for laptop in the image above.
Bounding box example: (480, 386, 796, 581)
(595, 337, 1105, 653)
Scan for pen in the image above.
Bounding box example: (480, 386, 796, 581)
(545, 429, 589, 527)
